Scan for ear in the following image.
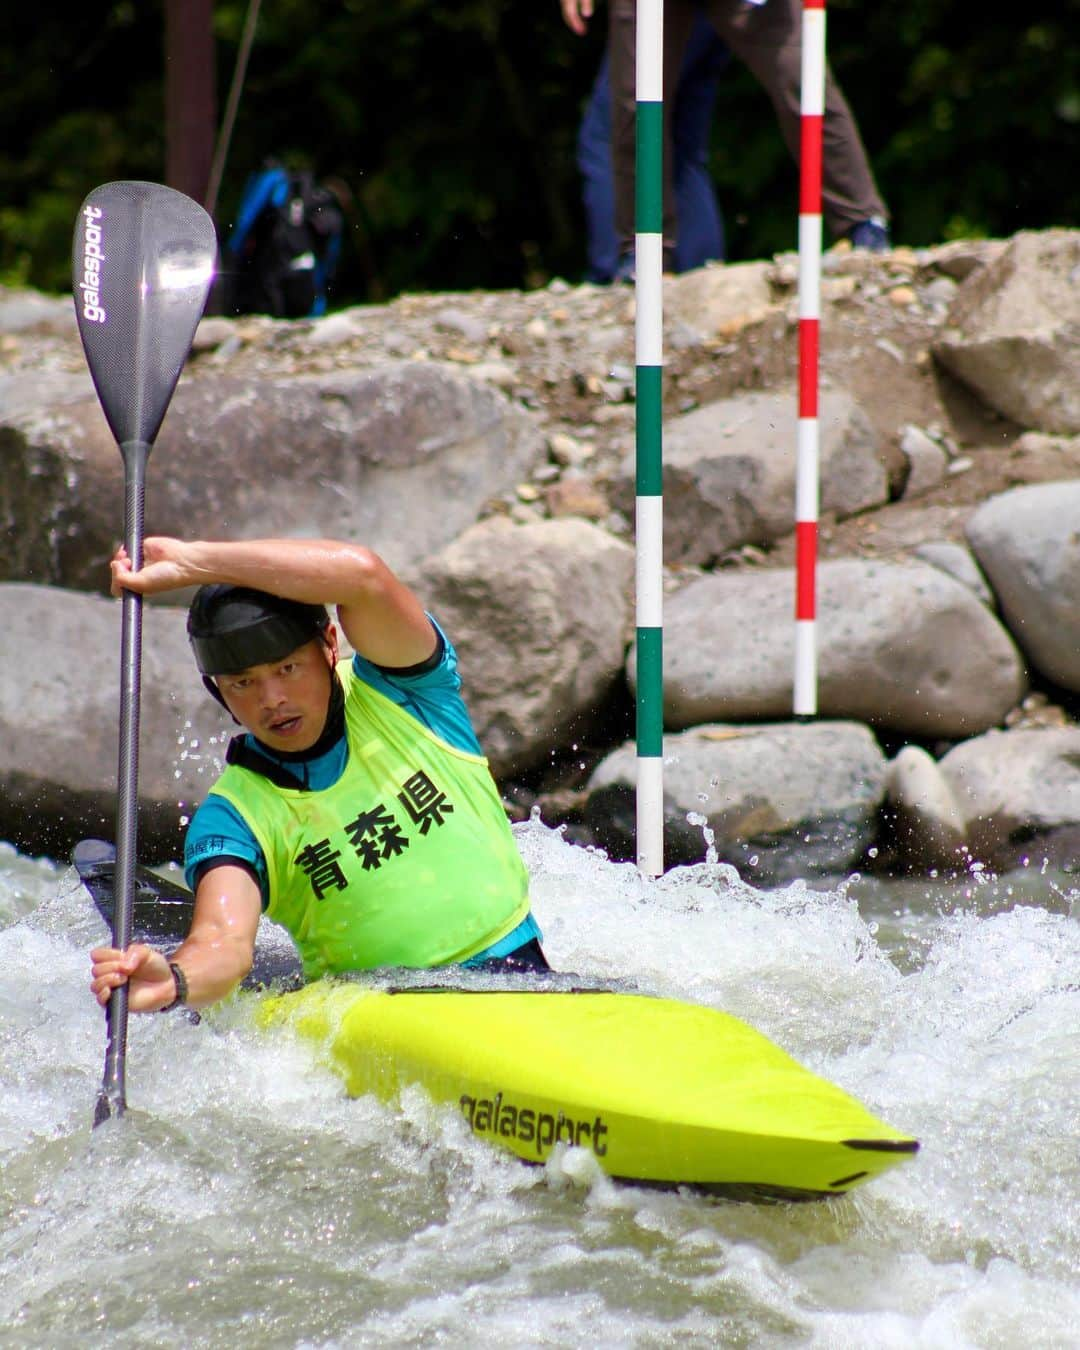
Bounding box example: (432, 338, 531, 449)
(322, 623, 340, 668)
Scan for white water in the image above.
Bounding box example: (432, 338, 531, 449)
(1, 823, 1078, 1348)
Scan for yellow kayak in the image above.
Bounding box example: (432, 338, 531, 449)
(257, 980, 918, 1200)
(74, 840, 917, 1200)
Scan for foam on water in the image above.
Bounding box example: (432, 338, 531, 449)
(1, 819, 1078, 1347)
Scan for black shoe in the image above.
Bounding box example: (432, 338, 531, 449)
(613, 252, 636, 284)
(848, 217, 891, 253)
(613, 247, 677, 282)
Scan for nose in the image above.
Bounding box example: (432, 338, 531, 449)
(257, 676, 288, 711)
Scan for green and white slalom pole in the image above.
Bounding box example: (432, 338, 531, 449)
(635, 0, 665, 876)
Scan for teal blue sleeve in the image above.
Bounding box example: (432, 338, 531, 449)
(184, 793, 271, 906)
(350, 616, 483, 755)
(462, 912, 544, 966)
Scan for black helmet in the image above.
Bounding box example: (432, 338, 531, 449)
(187, 584, 330, 676)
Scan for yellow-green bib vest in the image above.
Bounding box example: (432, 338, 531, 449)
(208, 664, 530, 979)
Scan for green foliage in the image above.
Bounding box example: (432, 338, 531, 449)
(828, 0, 1080, 246)
(0, 5, 164, 292)
(1, 0, 1076, 303)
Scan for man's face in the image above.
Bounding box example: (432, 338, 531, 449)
(215, 634, 337, 752)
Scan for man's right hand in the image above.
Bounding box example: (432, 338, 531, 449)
(110, 537, 198, 598)
(560, 0, 595, 36)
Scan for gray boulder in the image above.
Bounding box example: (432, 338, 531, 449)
(1, 361, 544, 590)
(648, 558, 1027, 739)
(0, 584, 234, 859)
(933, 229, 1080, 435)
(585, 720, 887, 884)
(939, 726, 1080, 872)
(899, 424, 950, 498)
(884, 745, 967, 872)
(912, 541, 994, 607)
(0, 288, 76, 336)
(610, 386, 887, 566)
(663, 261, 778, 342)
(419, 517, 635, 777)
(965, 481, 1080, 693)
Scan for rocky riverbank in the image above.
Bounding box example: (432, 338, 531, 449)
(1, 227, 1078, 880)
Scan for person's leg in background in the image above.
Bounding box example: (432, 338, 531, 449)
(577, 49, 622, 283)
(608, 0, 699, 272)
(706, 0, 889, 246)
(579, 13, 728, 281)
(671, 17, 729, 271)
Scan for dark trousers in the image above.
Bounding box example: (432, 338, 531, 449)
(579, 15, 728, 281)
(608, 0, 887, 255)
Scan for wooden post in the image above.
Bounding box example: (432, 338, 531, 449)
(164, 0, 217, 206)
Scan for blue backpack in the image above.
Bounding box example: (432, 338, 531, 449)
(223, 165, 343, 318)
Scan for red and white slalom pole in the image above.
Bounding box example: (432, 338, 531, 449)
(794, 0, 825, 717)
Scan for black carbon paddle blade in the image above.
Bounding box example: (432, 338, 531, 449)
(74, 838, 195, 946)
(72, 180, 216, 448)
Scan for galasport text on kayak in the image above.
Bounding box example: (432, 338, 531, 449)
(460, 1091, 610, 1156)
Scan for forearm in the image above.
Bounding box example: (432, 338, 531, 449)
(164, 537, 387, 605)
(167, 932, 254, 1009)
(92, 864, 262, 1013)
(114, 534, 437, 671)
(90, 934, 253, 1013)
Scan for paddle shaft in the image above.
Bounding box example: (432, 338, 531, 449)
(73, 180, 216, 1126)
(94, 439, 150, 1126)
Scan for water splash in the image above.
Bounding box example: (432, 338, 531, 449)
(0, 819, 1077, 1344)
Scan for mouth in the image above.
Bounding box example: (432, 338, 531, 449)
(265, 714, 304, 738)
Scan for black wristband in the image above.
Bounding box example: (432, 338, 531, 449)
(161, 961, 189, 1012)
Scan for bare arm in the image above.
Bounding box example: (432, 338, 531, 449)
(90, 864, 262, 1012)
(110, 536, 437, 669)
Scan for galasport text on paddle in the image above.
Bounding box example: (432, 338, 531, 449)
(72, 181, 216, 1126)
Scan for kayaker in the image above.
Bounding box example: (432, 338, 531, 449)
(90, 535, 548, 1013)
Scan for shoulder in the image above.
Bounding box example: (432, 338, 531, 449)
(184, 792, 264, 886)
(348, 614, 461, 697)
(345, 616, 483, 755)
